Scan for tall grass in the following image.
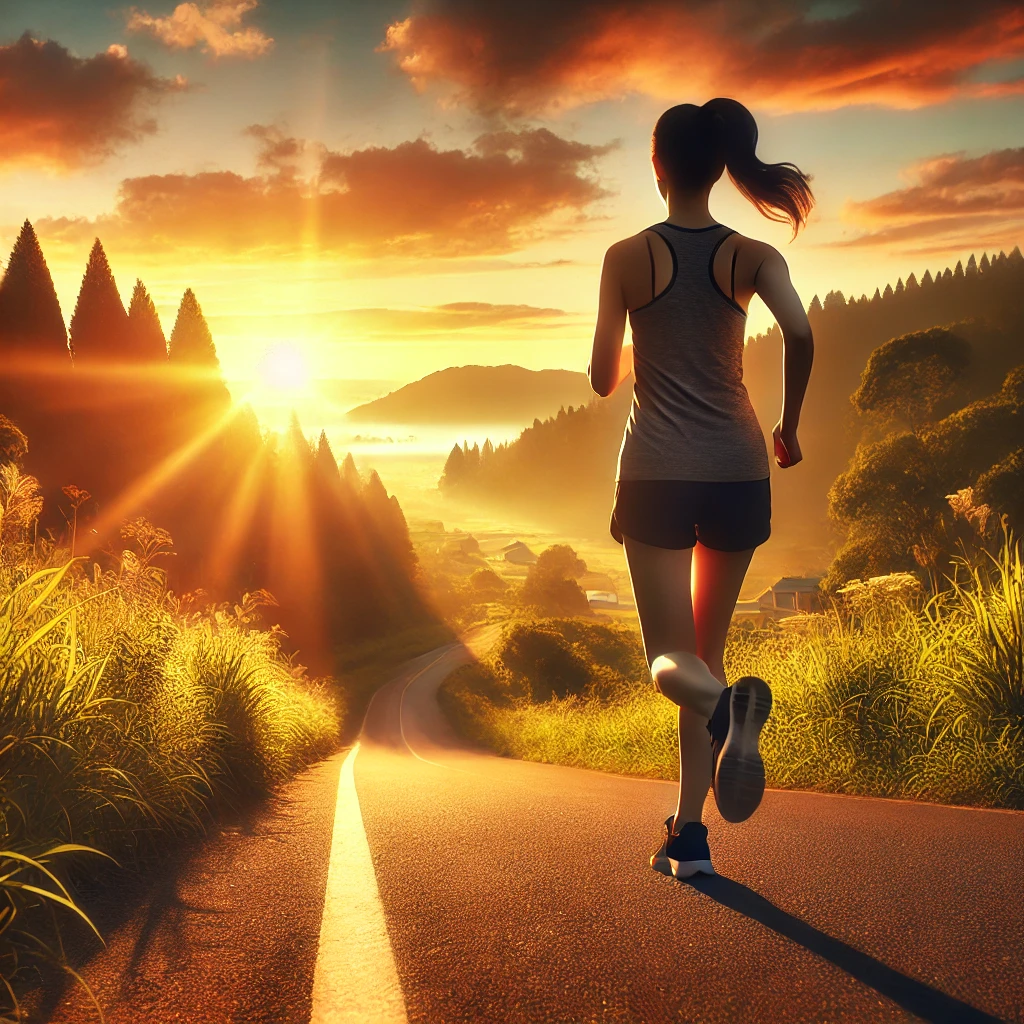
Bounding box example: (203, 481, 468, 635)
(441, 534, 1024, 810)
(0, 507, 340, 1019)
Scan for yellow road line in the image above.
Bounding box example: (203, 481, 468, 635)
(309, 743, 408, 1024)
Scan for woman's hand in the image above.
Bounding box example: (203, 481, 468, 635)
(773, 420, 802, 468)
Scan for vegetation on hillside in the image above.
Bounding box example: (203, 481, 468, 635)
(441, 525, 1024, 811)
(0, 469, 339, 1020)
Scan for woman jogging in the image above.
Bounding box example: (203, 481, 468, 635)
(588, 98, 814, 879)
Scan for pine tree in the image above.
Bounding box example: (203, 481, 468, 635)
(921, 270, 934, 287)
(168, 289, 220, 366)
(942, 267, 953, 281)
(1010, 246, 1023, 266)
(895, 278, 904, 295)
(906, 272, 919, 291)
(980, 253, 991, 273)
(966, 254, 978, 276)
(69, 239, 129, 362)
(441, 443, 465, 488)
(0, 220, 68, 357)
(883, 283, 894, 299)
(807, 295, 822, 315)
(127, 279, 167, 360)
(315, 430, 341, 481)
(953, 260, 964, 280)
(341, 452, 361, 490)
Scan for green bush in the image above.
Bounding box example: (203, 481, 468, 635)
(0, 523, 340, 1018)
(442, 540, 1024, 810)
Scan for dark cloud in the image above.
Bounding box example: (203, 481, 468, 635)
(830, 147, 1024, 251)
(0, 33, 183, 171)
(379, 0, 1024, 114)
(36, 125, 615, 258)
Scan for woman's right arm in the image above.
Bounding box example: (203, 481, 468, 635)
(752, 247, 813, 468)
(588, 242, 634, 398)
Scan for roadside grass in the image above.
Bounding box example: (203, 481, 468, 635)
(440, 534, 1024, 810)
(0, 532, 340, 1020)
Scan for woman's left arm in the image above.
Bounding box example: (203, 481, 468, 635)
(588, 243, 633, 398)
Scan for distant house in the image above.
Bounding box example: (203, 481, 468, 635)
(580, 572, 620, 609)
(501, 540, 537, 565)
(735, 576, 824, 619)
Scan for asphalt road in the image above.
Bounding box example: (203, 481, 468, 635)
(40, 635, 1024, 1023)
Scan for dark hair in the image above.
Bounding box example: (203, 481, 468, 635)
(652, 98, 814, 237)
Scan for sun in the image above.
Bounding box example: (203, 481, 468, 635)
(258, 343, 311, 393)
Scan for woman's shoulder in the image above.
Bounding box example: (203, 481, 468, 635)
(730, 230, 781, 263)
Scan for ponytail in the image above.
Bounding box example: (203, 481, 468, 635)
(652, 98, 814, 238)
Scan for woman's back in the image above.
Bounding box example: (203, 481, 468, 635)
(617, 221, 769, 483)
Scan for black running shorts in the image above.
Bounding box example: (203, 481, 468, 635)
(610, 478, 771, 551)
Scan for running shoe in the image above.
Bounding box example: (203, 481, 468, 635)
(708, 676, 773, 823)
(650, 816, 715, 879)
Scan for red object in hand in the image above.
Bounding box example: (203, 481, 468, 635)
(774, 434, 792, 468)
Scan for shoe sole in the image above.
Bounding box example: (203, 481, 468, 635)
(650, 853, 715, 879)
(713, 676, 773, 823)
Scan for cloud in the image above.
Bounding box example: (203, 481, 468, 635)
(379, 0, 1024, 115)
(35, 125, 614, 259)
(127, 0, 273, 58)
(211, 302, 575, 337)
(0, 33, 183, 171)
(829, 147, 1024, 252)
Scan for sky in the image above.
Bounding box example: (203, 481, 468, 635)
(1, 0, 1022, 407)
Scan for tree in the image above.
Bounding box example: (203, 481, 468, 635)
(521, 544, 590, 615)
(0, 220, 68, 357)
(0, 415, 28, 466)
(851, 327, 972, 432)
(127, 279, 167, 360)
(440, 443, 466, 488)
(168, 289, 219, 366)
(69, 239, 129, 362)
(315, 430, 340, 482)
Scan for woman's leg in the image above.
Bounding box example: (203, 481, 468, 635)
(623, 536, 756, 828)
(622, 536, 718, 827)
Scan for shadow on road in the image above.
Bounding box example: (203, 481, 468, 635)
(687, 874, 1006, 1024)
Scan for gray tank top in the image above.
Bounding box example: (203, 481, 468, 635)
(616, 222, 770, 482)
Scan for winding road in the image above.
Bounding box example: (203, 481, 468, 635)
(45, 633, 1024, 1024)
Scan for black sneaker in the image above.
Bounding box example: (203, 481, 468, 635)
(650, 816, 715, 879)
(708, 676, 773, 823)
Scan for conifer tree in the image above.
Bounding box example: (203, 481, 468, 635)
(315, 430, 341, 481)
(895, 278, 904, 295)
(69, 239, 129, 361)
(341, 452, 361, 490)
(921, 270, 933, 287)
(127, 279, 167, 360)
(942, 267, 953, 281)
(808, 294, 822, 315)
(980, 254, 991, 273)
(441, 443, 465, 488)
(906, 273, 919, 291)
(954, 260, 964, 279)
(966, 254, 978, 276)
(871, 287, 882, 301)
(168, 289, 220, 366)
(883, 283, 894, 299)
(0, 220, 68, 357)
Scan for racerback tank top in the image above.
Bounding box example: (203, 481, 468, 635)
(616, 221, 770, 482)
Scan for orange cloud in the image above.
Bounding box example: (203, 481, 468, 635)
(35, 126, 614, 259)
(380, 0, 1024, 114)
(0, 33, 183, 171)
(831, 147, 1024, 252)
(127, 0, 273, 58)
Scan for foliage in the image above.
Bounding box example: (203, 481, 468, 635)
(0, 519, 340, 1018)
(825, 365, 1024, 590)
(442, 533, 1024, 811)
(69, 240, 130, 363)
(520, 544, 591, 616)
(851, 327, 971, 431)
(126, 279, 167, 361)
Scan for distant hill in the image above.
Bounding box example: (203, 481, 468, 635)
(345, 365, 595, 425)
(440, 246, 1024, 560)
